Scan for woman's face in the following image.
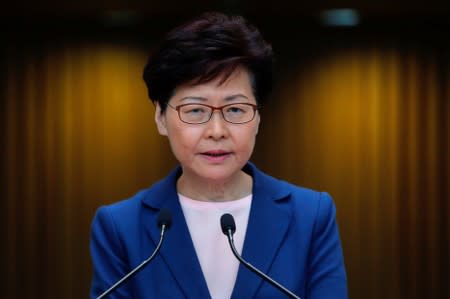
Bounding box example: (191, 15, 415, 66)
(155, 67, 260, 183)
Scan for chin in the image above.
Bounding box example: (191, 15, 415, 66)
(193, 165, 242, 182)
(202, 170, 235, 182)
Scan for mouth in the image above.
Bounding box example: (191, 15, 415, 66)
(201, 150, 231, 157)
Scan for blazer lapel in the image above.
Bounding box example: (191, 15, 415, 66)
(140, 163, 292, 299)
(231, 163, 293, 299)
(141, 168, 211, 299)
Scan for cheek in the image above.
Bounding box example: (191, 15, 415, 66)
(166, 126, 202, 156)
(234, 125, 259, 152)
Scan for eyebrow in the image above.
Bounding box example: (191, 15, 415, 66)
(224, 94, 249, 101)
(179, 96, 207, 102)
(179, 94, 249, 102)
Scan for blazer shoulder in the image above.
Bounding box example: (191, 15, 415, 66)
(93, 188, 152, 230)
(107, 188, 148, 210)
(277, 178, 331, 204)
(273, 179, 337, 226)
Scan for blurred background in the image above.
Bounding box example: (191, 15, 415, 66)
(1, 1, 448, 298)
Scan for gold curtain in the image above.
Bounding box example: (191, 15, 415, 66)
(254, 45, 449, 299)
(1, 39, 448, 299)
(1, 41, 177, 298)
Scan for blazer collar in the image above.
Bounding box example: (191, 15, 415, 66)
(231, 163, 293, 299)
(140, 167, 210, 298)
(141, 162, 293, 299)
(140, 162, 291, 208)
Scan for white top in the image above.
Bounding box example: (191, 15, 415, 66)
(179, 194, 252, 299)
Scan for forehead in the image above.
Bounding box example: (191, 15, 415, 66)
(171, 67, 255, 102)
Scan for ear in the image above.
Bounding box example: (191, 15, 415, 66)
(255, 113, 261, 135)
(155, 103, 168, 136)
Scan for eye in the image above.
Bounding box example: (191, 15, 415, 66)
(227, 106, 244, 114)
(225, 104, 249, 114)
(231, 107, 243, 113)
(182, 105, 208, 114)
(188, 108, 204, 113)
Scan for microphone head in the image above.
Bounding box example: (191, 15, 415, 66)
(220, 213, 236, 235)
(157, 209, 172, 230)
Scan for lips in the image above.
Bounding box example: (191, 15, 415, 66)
(201, 150, 230, 157)
(200, 150, 232, 163)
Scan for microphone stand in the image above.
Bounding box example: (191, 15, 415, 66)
(225, 228, 301, 299)
(96, 223, 169, 299)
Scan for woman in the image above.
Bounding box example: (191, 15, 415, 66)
(90, 12, 348, 299)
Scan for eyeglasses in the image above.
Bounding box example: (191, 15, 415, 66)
(167, 103, 259, 124)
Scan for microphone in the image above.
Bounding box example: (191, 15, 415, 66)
(96, 209, 172, 299)
(220, 213, 301, 299)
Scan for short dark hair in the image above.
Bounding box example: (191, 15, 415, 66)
(143, 12, 273, 112)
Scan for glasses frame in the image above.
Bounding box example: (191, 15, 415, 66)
(167, 102, 259, 124)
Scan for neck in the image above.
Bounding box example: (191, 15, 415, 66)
(176, 170, 252, 202)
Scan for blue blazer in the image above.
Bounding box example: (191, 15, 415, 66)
(90, 163, 348, 299)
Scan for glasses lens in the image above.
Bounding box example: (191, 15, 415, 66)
(222, 104, 255, 123)
(178, 104, 212, 124)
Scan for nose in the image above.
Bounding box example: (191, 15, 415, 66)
(205, 110, 229, 140)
